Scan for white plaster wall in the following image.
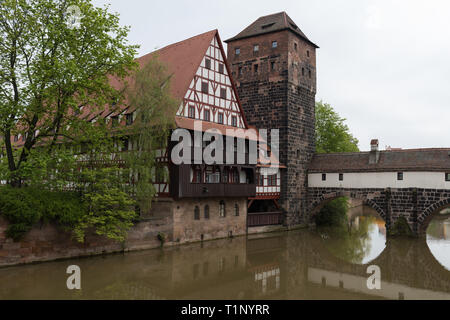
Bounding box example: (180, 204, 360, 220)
(308, 172, 450, 189)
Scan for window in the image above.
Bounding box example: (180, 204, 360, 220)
(397, 172, 404, 181)
(194, 206, 200, 220)
(238, 66, 243, 76)
(204, 109, 210, 121)
(253, 64, 258, 74)
(205, 58, 211, 69)
(218, 63, 224, 74)
(446, 173, 450, 182)
(253, 44, 259, 52)
(307, 50, 310, 57)
(201, 81, 208, 94)
(322, 173, 326, 181)
(204, 205, 210, 219)
(235, 48, 240, 55)
(188, 105, 195, 118)
(192, 166, 202, 183)
(126, 113, 133, 126)
(205, 166, 220, 183)
(218, 112, 224, 124)
(222, 168, 229, 183)
(111, 116, 119, 127)
(231, 168, 239, 183)
(219, 200, 226, 217)
(258, 173, 264, 186)
(13, 135, 18, 142)
(308, 70, 312, 78)
(231, 116, 237, 127)
(272, 41, 277, 48)
(122, 138, 129, 151)
(294, 42, 298, 51)
(339, 173, 344, 181)
(220, 88, 227, 99)
(297, 149, 300, 158)
(234, 203, 239, 216)
(270, 61, 275, 71)
(302, 68, 305, 76)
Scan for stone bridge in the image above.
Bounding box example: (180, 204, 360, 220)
(304, 143, 450, 236)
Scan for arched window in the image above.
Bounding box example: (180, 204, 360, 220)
(204, 205, 210, 219)
(234, 203, 239, 216)
(219, 200, 226, 217)
(194, 206, 200, 220)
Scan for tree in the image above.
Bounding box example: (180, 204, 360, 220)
(0, 0, 138, 186)
(315, 100, 359, 153)
(315, 100, 360, 226)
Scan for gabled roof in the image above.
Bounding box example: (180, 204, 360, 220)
(308, 148, 450, 173)
(225, 11, 319, 48)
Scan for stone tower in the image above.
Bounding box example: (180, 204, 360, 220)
(225, 12, 318, 225)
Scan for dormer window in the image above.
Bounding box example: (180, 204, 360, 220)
(111, 116, 119, 127)
(272, 41, 277, 48)
(126, 113, 133, 126)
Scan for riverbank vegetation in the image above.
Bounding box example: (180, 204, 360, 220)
(314, 101, 360, 226)
(0, 0, 177, 242)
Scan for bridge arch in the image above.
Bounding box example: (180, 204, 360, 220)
(419, 198, 450, 235)
(307, 190, 387, 224)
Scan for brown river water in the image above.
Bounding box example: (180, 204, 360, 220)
(0, 206, 449, 300)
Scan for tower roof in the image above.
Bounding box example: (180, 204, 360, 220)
(225, 11, 319, 48)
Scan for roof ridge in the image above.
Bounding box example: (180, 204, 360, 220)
(137, 29, 217, 60)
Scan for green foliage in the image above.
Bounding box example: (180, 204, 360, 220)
(123, 55, 178, 213)
(389, 216, 414, 237)
(0, 0, 138, 185)
(315, 197, 349, 227)
(0, 186, 84, 240)
(315, 101, 359, 154)
(72, 166, 137, 243)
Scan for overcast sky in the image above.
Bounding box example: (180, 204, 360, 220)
(93, 0, 450, 151)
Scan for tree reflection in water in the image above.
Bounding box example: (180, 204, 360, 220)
(317, 203, 386, 265)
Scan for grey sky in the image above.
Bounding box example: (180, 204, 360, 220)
(93, 0, 450, 151)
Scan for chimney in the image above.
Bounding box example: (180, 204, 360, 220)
(369, 139, 380, 164)
(370, 139, 379, 151)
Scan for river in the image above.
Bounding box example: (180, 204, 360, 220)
(0, 206, 449, 300)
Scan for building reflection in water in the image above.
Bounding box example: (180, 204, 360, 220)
(0, 211, 449, 300)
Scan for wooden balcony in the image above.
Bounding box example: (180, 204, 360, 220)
(177, 182, 256, 198)
(247, 212, 283, 227)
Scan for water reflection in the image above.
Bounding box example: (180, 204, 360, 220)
(0, 215, 449, 300)
(318, 205, 386, 264)
(426, 209, 450, 271)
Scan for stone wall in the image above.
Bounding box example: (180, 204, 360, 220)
(226, 30, 317, 223)
(173, 197, 247, 243)
(0, 196, 249, 267)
